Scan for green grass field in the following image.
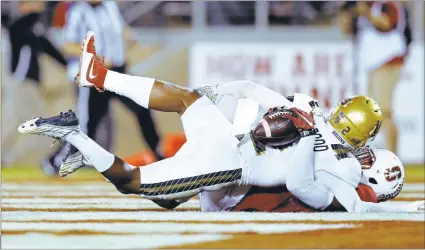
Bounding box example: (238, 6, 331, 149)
(2, 164, 424, 183)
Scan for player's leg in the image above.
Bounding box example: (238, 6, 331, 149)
(76, 31, 200, 117)
(368, 65, 401, 153)
(133, 96, 243, 199)
(17, 110, 144, 194)
(18, 106, 243, 199)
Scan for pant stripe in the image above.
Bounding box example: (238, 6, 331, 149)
(139, 168, 242, 196)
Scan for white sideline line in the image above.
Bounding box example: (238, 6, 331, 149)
(2, 222, 356, 234)
(3, 211, 424, 222)
(398, 193, 424, 198)
(1, 234, 228, 249)
(401, 184, 425, 191)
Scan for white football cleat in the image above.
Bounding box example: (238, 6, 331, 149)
(18, 110, 80, 140)
(60, 145, 110, 182)
(59, 145, 89, 177)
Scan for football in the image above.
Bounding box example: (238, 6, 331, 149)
(252, 110, 301, 147)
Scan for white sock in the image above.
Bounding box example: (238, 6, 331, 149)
(65, 131, 115, 173)
(104, 71, 155, 109)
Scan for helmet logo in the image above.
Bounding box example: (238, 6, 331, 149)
(334, 111, 345, 124)
(334, 115, 341, 124)
(340, 98, 353, 107)
(384, 166, 402, 182)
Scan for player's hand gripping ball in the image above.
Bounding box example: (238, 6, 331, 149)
(252, 107, 316, 147)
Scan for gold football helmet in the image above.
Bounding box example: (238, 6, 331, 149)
(328, 95, 383, 148)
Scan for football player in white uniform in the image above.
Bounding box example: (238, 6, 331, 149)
(161, 93, 421, 213)
(18, 31, 423, 213)
(208, 84, 423, 212)
(195, 147, 415, 213)
(45, 94, 413, 213)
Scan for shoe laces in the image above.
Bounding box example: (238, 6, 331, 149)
(49, 110, 76, 148)
(50, 130, 74, 148)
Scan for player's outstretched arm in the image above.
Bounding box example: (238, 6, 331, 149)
(318, 171, 424, 212)
(216, 80, 293, 110)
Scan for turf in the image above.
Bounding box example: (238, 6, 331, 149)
(2, 164, 424, 182)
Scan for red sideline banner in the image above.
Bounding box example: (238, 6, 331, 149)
(189, 42, 424, 164)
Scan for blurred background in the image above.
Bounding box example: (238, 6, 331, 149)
(1, 1, 424, 175)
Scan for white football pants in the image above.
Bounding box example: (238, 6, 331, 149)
(138, 96, 246, 200)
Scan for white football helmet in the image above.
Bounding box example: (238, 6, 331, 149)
(354, 147, 405, 202)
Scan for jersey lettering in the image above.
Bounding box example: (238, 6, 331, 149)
(308, 100, 320, 108)
(332, 130, 346, 145)
(314, 133, 329, 152)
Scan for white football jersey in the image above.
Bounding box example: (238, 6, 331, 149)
(200, 92, 362, 212)
(313, 115, 362, 188)
(292, 93, 362, 188)
(238, 93, 361, 189)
